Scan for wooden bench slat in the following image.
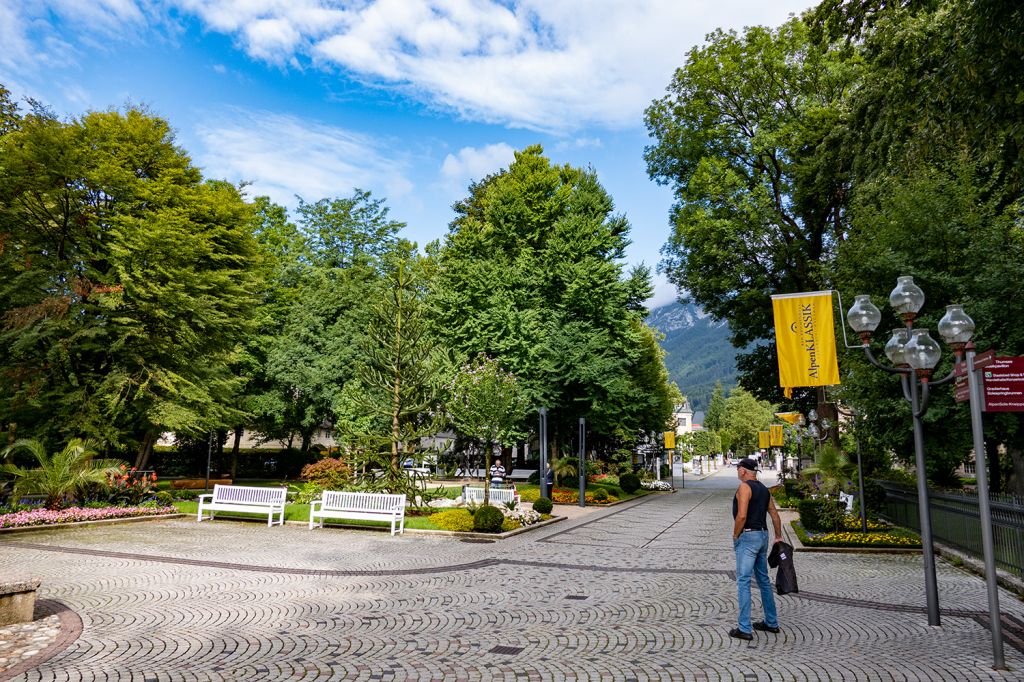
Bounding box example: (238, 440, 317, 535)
(197, 484, 288, 528)
(310, 491, 406, 535)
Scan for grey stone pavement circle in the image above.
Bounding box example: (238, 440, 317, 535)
(3, 468, 1024, 681)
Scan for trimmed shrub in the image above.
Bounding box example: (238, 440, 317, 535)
(429, 509, 475, 532)
(155, 491, 174, 506)
(592, 488, 608, 502)
(782, 478, 805, 500)
(620, 473, 641, 494)
(474, 505, 505, 533)
(299, 458, 351, 489)
(798, 498, 846, 532)
(533, 497, 553, 514)
(501, 518, 521, 532)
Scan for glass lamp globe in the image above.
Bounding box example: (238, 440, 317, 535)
(820, 417, 832, 431)
(808, 409, 818, 423)
(847, 295, 882, 337)
(884, 329, 910, 366)
(807, 423, 820, 439)
(937, 304, 975, 347)
(889, 276, 926, 320)
(904, 329, 942, 372)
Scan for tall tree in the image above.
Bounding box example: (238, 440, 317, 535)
(645, 19, 859, 402)
(432, 145, 674, 455)
(0, 105, 260, 461)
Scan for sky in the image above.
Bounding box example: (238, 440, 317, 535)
(1, 0, 815, 308)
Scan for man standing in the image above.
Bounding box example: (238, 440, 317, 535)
(489, 458, 506, 489)
(729, 457, 783, 641)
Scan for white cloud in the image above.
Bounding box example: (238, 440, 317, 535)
(439, 142, 515, 194)
(3, 1, 815, 132)
(173, 0, 814, 132)
(646, 274, 680, 310)
(195, 108, 414, 208)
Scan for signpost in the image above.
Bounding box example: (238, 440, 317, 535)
(953, 354, 1024, 411)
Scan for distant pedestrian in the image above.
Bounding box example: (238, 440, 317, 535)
(544, 461, 554, 494)
(489, 458, 506, 488)
(729, 457, 783, 641)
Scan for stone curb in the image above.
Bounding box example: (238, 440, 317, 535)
(785, 518, 922, 554)
(0, 513, 187, 535)
(288, 514, 565, 540)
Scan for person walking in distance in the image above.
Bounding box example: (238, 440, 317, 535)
(729, 457, 783, 641)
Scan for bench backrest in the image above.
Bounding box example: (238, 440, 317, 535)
(507, 469, 537, 480)
(211, 484, 287, 506)
(322, 491, 406, 512)
(464, 487, 517, 505)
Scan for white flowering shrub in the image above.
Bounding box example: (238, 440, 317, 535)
(501, 506, 541, 526)
(641, 480, 672, 491)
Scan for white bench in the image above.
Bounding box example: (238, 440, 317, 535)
(197, 484, 287, 527)
(463, 486, 520, 507)
(309, 491, 407, 535)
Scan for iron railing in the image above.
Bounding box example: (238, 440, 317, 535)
(878, 481, 1024, 578)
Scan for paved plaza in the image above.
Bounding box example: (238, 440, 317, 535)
(2, 468, 1024, 681)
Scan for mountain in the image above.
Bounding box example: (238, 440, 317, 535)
(646, 301, 737, 412)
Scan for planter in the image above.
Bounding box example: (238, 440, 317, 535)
(0, 578, 41, 626)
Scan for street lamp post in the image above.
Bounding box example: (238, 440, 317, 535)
(578, 418, 586, 508)
(539, 408, 549, 500)
(849, 283, 1005, 666)
(846, 277, 956, 628)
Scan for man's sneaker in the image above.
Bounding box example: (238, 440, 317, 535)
(728, 627, 753, 641)
(753, 621, 781, 633)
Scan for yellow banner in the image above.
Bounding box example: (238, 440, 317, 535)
(771, 291, 841, 391)
(758, 431, 770, 449)
(664, 431, 675, 449)
(770, 424, 784, 447)
(774, 412, 802, 425)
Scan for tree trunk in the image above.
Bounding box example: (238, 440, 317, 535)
(484, 440, 491, 506)
(135, 431, 156, 469)
(391, 371, 401, 472)
(230, 426, 243, 479)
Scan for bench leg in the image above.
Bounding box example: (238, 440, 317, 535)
(197, 506, 204, 523)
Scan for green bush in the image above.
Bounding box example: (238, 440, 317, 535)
(782, 478, 805, 499)
(501, 518, 521, 532)
(473, 505, 505, 533)
(155, 491, 174, 506)
(172, 489, 203, 501)
(533, 497, 553, 514)
(861, 479, 888, 515)
(620, 473, 641, 494)
(592, 488, 608, 502)
(798, 498, 846, 532)
(429, 509, 475, 532)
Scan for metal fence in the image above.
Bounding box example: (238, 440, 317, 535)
(878, 481, 1024, 578)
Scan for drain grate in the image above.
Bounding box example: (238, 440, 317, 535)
(565, 595, 589, 600)
(459, 538, 496, 544)
(489, 645, 525, 656)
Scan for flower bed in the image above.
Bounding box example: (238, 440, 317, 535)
(0, 505, 177, 529)
(550, 488, 619, 505)
(640, 480, 672, 491)
(792, 519, 921, 549)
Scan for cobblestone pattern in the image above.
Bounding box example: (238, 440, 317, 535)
(2, 478, 1023, 681)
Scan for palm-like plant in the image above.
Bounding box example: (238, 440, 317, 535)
(0, 438, 124, 509)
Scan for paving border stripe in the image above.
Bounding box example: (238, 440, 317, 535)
(1, 541, 503, 577)
(0, 599, 82, 682)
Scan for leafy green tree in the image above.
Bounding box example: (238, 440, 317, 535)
(432, 145, 673, 457)
(447, 354, 529, 503)
(645, 19, 859, 402)
(720, 387, 775, 456)
(0, 106, 261, 462)
(0, 438, 122, 509)
(704, 382, 726, 432)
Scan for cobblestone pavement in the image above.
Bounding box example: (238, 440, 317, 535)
(2, 469, 1024, 681)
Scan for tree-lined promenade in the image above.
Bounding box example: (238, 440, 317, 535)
(0, 91, 675, 478)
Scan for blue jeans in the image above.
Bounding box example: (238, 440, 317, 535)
(734, 530, 778, 633)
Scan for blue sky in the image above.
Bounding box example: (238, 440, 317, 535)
(1, 0, 813, 308)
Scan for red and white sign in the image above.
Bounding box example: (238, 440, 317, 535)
(983, 357, 1024, 412)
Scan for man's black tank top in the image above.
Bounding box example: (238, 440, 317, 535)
(732, 480, 770, 531)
